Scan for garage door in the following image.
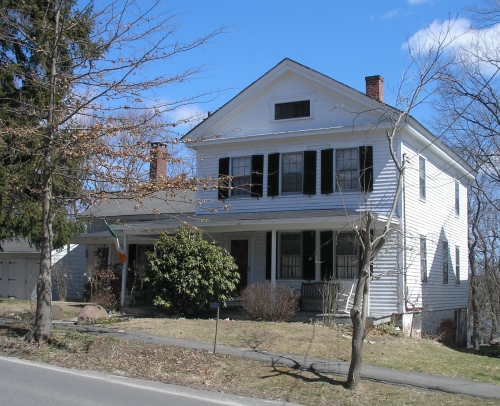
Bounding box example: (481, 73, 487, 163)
(0, 259, 39, 299)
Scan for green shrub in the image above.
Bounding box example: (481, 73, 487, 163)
(145, 226, 239, 316)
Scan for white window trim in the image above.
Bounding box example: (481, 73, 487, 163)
(419, 156, 426, 201)
(335, 147, 360, 193)
(269, 92, 316, 122)
(455, 180, 460, 217)
(279, 232, 303, 280)
(281, 151, 304, 195)
(230, 156, 252, 198)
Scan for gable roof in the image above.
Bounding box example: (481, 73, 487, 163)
(182, 58, 388, 142)
(181, 58, 476, 180)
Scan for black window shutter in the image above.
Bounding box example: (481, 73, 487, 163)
(320, 231, 334, 280)
(359, 146, 373, 192)
(218, 157, 230, 200)
(268, 153, 280, 197)
(251, 155, 264, 197)
(321, 149, 333, 194)
(303, 151, 317, 195)
(302, 231, 316, 280)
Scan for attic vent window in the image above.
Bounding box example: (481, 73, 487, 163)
(275, 100, 310, 120)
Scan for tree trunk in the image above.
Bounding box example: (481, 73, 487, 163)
(25, 4, 60, 343)
(26, 170, 53, 343)
(469, 240, 480, 350)
(347, 271, 369, 389)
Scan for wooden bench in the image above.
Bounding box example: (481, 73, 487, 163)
(300, 281, 339, 312)
(300, 282, 323, 311)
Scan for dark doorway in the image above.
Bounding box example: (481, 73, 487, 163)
(231, 240, 249, 292)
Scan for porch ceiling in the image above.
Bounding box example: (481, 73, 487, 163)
(72, 209, 398, 244)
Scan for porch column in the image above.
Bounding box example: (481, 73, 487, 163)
(107, 244, 113, 267)
(271, 229, 277, 286)
(120, 234, 128, 308)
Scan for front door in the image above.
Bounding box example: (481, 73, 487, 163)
(231, 240, 248, 292)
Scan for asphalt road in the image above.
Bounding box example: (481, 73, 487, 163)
(0, 356, 300, 406)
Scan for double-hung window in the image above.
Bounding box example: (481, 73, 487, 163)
(336, 232, 358, 278)
(280, 233, 302, 279)
(231, 157, 251, 197)
(218, 156, 263, 199)
(455, 181, 460, 216)
(443, 241, 449, 284)
(455, 246, 460, 285)
(419, 157, 426, 200)
(420, 236, 428, 282)
(336, 148, 359, 191)
(282, 152, 303, 193)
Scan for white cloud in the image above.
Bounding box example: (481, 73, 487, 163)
(402, 18, 472, 51)
(407, 0, 431, 4)
(382, 9, 401, 20)
(403, 18, 500, 74)
(169, 104, 206, 126)
(167, 104, 207, 133)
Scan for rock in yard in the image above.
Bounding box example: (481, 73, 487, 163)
(51, 305, 65, 321)
(77, 305, 109, 325)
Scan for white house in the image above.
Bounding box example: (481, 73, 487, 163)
(0, 239, 85, 301)
(182, 58, 474, 341)
(77, 59, 475, 342)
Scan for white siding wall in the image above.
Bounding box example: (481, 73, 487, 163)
(195, 130, 398, 216)
(203, 72, 381, 141)
(370, 231, 401, 315)
(51, 245, 86, 301)
(402, 140, 468, 313)
(208, 229, 401, 315)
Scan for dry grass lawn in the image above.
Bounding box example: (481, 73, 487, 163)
(1, 324, 497, 406)
(1, 300, 499, 405)
(114, 316, 500, 384)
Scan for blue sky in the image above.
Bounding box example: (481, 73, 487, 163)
(154, 0, 475, 131)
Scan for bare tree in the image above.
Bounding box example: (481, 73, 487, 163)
(468, 177, 500, 348)
(0, 0, 223, 342)
(434, 1, 500, 349)
(346, 19, 461, 389)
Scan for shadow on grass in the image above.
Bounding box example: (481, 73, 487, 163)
(0, 324, 31, 338)
(259, 354, 347, 388)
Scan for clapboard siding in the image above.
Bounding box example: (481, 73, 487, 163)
(196, 69, 382, 142)
(402, 139, 468, 312)
(196, 131, 398, 216)
(369, 233, 401, 315)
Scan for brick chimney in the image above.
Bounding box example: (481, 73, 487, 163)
(149, 142, 167, 182)
(365, 75, 384, 102)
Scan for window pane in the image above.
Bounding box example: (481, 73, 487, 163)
(282, 153, 303, 193)
(275, 100, 310, 120)
(231, 157, 251, 196)
(280, 233, 302, 279)
(336, 148, 359, 191)
(455, 246, 460, 285)
(419, 157, 426, 200)
(443, 241, 448, 284)
(455, 181, 460, 215)
(336, 233, 358, 278)
(420, 236, 427, 282)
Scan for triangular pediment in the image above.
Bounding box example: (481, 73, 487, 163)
(183, 58, 390, 143)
